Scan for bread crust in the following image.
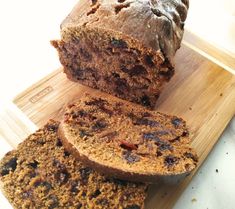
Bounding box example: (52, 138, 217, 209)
(61, 0, 189, 63)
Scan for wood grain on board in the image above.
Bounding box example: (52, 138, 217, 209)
(13, 44, 235, 209)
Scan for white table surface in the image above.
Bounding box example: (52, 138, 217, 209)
(0, 1, 234, 208)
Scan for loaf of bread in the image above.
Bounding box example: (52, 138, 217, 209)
(58, 93, 198, 183)
(0, 121, 147, 209)
(51, 0, 189, 108)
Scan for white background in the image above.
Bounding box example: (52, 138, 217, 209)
(0, 0, 235, 209)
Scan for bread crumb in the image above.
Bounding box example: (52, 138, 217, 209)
(191, 198, 197, 203)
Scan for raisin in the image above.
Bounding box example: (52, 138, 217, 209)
(72, 110, 88, 119)
(169, 136, 180, 143)
(99, 106, 113, 116)
(155, 93, 160, 100)
(91, 0, 97, 5)
(76, 203, 83, 209)
(87, 68, 100, 82)
(131, 65, 147, 76)
(46, 124, 58, 131)
(70, 180, 80, 194)
(28, 160, 39, 169)
(120, 66, 129, 73)
(92, 119, 107, 131)
(156, 151, 163, 157)
(111, 38, 127, 48)
(171, 118, 183, 127)
(182, 130, 189, 137)
(144, 133, 173, 150)
(0, 157, 17, 176)
(184, 152, 198, 162)
(145, 54, 155, 67)
(80, 48, 92, 61)
(127, 112, 137, 120)
(156, 140, 173, 151)
(29, 172, 37, 178)
(79, 167, 92, 183)
(124, 205, 141, 209)
(48, 195, 59, 209)
(53, 160, 70, 185)
(143, 132, 156, 140)
(54, 169, 70, 185)
(74, 68, 85, 80)
(120, 141, 138, 151)
(134, 118, 159, 127)
(115, 77, 129, 93)
(140, 95, 151, 107)
(123, 65, 147, 76)
(164, 155, 179, 167)
(64, 151, 71, 157)
(90, 189, 101, 199)
(56, 139, 63, 147)
(123, 151, 140, 164)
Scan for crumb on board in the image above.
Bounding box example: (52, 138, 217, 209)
(191, 198, 197, 203)
(220, 93, 223, 97)
(189, 107, 192, 110)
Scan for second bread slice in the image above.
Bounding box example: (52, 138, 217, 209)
(59, 93, 198, 183)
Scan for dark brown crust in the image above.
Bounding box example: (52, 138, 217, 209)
(61, 0, 189, 62)
(58, 123, 188, 183)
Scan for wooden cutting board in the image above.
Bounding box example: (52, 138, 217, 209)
(12, 43, 235, 209)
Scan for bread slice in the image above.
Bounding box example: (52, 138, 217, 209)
(59, 93, 198, 183)
(51, 0, 189, 108)
(0, 120, 147, 209)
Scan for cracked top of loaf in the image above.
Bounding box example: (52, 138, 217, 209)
(61, 0, 189, 63)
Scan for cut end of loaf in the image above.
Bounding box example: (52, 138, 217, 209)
(52, 27, 174, 109)
(0, 120, 147, 208)
(59, 93, 198, 183)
